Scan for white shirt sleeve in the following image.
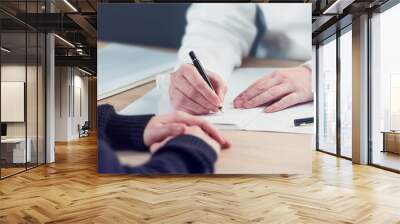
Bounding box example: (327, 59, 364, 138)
(301, 60, 315, 93)
(177, 3, 257, 81)
(259, 3, 312, 61)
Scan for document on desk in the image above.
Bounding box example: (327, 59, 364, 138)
(121, 67, 314, 134)
(245, 102, 314, 134)
(97, 43, 177, 100)
(198, 68, 314, 133)
(201, 105, 263, 130)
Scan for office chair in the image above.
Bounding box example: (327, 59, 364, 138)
(79, 121, 90, 138)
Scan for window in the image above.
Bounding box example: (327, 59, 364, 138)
(339, 28, 352, 158)
(370, 2, 400, 171)
(317, 36, 337, 154)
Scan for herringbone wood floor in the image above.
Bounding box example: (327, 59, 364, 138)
(1, 134, 400, 224)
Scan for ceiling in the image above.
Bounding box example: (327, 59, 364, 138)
(0, 0, 97, 74)
(311, 0, 392, 44)
(0, 0, 395, 74)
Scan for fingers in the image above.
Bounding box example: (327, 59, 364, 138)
(264, 93, 300, 113)
(186, 114, 226, 145)
(184, 126, 221, 154)
(150, 136, 173, 153)
(197, 120, 230, 149)
(144, 123, 185, 146)
(181, 64, 221, 107)
(163, 111, 230, 148)
(170, 86, 210, 115)
(209, 72, 228, 102)
(148, 123, 186, 146)
(242, 83, 293, 109)
(174, 74, 219, 112)
(169, 64, 225, 114)
(234, 74, 280, 108)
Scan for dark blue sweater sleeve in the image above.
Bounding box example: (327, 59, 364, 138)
(124, 135, 217, 174)
(98, 104, 153, 151)
(98, 135, 217, 174)
(97, 104, 217, 174)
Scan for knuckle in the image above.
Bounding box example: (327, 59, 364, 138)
(268, 88, 279, 98)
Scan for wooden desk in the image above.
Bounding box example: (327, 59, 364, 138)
(98, 54, 313, 174)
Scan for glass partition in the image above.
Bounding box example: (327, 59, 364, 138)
(1, 30, 28, 177)
(38, 32, 45, 165)
(370, 3, 400, 171)
(317, 36, 337, 154)
(27, 30, 38, 169)
(0, 1, 46, 179)
(339, 28, 352, 158)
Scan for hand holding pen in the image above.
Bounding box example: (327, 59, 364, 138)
(189, 51, 224, 112)
(169, 51, 227, 115)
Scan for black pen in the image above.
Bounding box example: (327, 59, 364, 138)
(189, 51, 223, 112)
(294, 117, 314, 126)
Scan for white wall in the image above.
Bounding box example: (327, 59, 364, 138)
(1, 82, 25, 122)
(1, 65, 26, 130)
(1, 65, 38, 138)
(1, 63, 46, 164)
(54, 67, 89, 141)
(71, 73, 89, 138)
(55, 67, 69, 141)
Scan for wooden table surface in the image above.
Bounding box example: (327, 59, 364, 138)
(98, 45, 313, 174)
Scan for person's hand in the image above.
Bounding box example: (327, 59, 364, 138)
(169, 64, 227, 115)
(143, 111, 230, 153)
(149, 126, 221, 155)
(233, 66, 313, 113)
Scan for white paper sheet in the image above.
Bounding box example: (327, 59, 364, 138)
(245, 102, 314, 134)
(201, 104, 263, 130)
(121, 68, 315, 134)
(97, 43, 177, 100)
(198, 68, 274, 129)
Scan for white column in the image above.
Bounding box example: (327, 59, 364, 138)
(352, 14, 369, 164)
(46, 32, 55, 163)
